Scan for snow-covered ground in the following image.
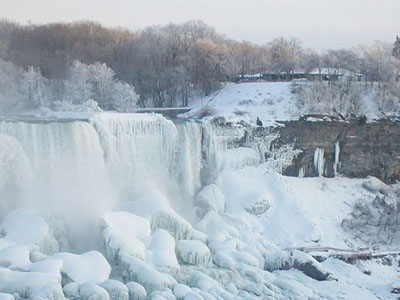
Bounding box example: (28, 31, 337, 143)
(0, 112, 399, 299)
(185, 81, 395, 125)
(187, 82, 300, 126)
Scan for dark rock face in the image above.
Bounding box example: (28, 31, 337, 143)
(271, 119, 400, 183)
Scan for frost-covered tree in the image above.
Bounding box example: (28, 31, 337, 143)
(298, 79, 363, 116)
(393, 35, 400, 60)
(88, 62, 116, 109)
(112, 82, 138, 112)
(21, 66, 49, 109)
(0, 59, 23, 113)
(63, 61, 138, 110)
(64, 60, 93, 104)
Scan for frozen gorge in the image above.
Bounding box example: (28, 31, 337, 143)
(0, 112, 400, 299)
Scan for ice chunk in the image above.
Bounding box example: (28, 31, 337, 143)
(125, 282, 147, 300)
(195, 184, 225, 217)
(176, 240, 210, 266)
(100, 280, 129, 300)
(52, 251, 111, 284)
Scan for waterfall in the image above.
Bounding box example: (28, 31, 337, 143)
(0, 114, 204, 221)
(0, 120, 114, 214)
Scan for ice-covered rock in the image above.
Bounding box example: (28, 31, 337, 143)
(0, 209, 59, 255)
(63, 282, 80, 299)
(361, 177, 389, 195)
(52, 251, 111, 284)
(147, 230, 180, 275)
(244, 197, 271, 216)
(78, 282, 110, 300)
(0, 268, 64, 300)
(0, 245, 30, 269)
(0, 294, 14, 300)
(120, 255, 177, 293)
(173, 284, 192, 300)
(27, 258, 63, 278)
(188, 271, 235, 300)
(195, 184, 225, 218)
(103, 211, 150, 261)
(100, 280, 129, 300)
(150, 288, 176, 300)
(151, 211, 193, 240)
(125, 282, 147, 300)
(264, 249, 330, 281)
(176, 240, 211, 267)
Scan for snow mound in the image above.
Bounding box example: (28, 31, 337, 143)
(52, 251, 111, 284)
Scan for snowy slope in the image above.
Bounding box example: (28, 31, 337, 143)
(186, 81, 392, 125)
(187, 82, 300, 126)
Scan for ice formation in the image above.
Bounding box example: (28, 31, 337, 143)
(176, 240, 211, 266)
(313, 148, 325, 177)
(333, 141, 341, 177)
(0, 112, 398, 299)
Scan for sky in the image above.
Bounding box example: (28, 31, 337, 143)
(0, 0, 398, 50)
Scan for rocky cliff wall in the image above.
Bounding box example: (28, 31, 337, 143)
(270, 119, 400, 183)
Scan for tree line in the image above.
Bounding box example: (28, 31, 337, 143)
(0, 19, 399, 111)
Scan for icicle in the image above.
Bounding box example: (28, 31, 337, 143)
(333, 142, 340, 177)
(313, 148, 325, 177)
(298, 166, 305, 178)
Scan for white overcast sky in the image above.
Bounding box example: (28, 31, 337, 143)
(0, 0, 398, 50)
